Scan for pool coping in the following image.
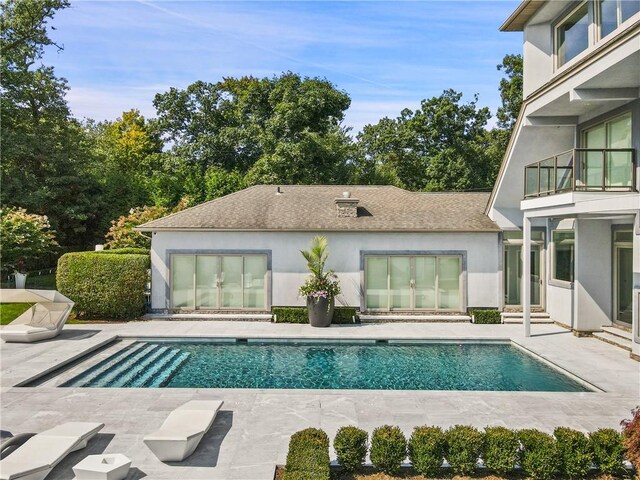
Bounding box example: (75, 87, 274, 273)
(18, 334, 604, 393)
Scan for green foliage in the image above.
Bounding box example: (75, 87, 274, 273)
(272, 307, 357, 324)
(444, 425, 483, 475)
(408, 426, 445, 477)
(482, 426, 519, 475)
(104, 200, 186, 249)
(554, 427, 593, 479)
(370, 425, 407, 475)
(333, 426, 368, 472)
(518, 429, 558, 480)
(57, 252, 149, 319)
(589, 428, 625, 475)
(622, 407, 640, 474)
(0, 0, 105, 248)
(357, 90, 497, 192)
(154, 73, 353, 193)
(97, 248, 150, 255)
(0, 207, 58, 273)
(283, 428, 330, 480)
(471, 309, 502, 324)
(204, 166, 246, 201)
(497, 54, 523, 131)
(299, 236, 341, 300)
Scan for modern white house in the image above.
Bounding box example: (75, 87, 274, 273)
(489, 0, 639, 357)
(138, 186, 501, 316)
(138, 0, 639, 361)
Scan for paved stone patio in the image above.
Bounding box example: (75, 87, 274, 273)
(1, 321, 638, 479)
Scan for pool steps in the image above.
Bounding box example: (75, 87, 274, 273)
(63, 342, 190, 388)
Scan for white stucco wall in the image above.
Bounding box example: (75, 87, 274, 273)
(150, 230, 501, 311)
(546, 284, 573, 327)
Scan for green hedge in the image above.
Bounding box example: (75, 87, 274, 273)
(272, 306, 357, 324)
(470, 309, 502, 324)
(96, 248, 150, 255)
(334, 426, 368, 472)
(284, 423, 630, 478)
(283, 428, 330, 480)
(370, 425, 407, 475)
(57, 252, 150, 319)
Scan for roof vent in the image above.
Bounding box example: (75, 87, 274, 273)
(335, 195, 359, 218)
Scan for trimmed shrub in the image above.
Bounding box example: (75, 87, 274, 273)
(283, 428, 330, 480)
(57, 252, 150, 319)
(272, 306, 357, 324)
(97, 248, 150, 255)
(444, 425, 484, 475)
(470, 309, 502, 324)
(554, 427, 593, 479)
(408, 426, 445, 477)
(622, 407, 640, 474)
(589, 428, 625, 475)
(518, 429, 558, 480)
(334, 426, 368, 472)
(370, 425, 407, 475)
(483, 426, 519, 475)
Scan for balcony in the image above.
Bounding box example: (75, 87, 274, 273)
(524, 149, 637, 198)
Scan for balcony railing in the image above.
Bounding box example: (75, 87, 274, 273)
(524, 148, 637, 198)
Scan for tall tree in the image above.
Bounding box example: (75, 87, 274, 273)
(153, 72, 354, 194)
(1, 0, 103, 247)
(357, 90, 494, 192)
(85, 110, 164, 230)
(496, 54, 523, 131)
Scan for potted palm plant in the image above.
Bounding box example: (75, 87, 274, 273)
(299, 236, 341, 327)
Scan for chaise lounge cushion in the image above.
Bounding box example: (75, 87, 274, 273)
(0, 422, 104, 480)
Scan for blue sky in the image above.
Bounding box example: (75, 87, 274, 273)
(46, 1, 523, 133)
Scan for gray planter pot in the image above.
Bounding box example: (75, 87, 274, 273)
(307, 296, 334, 328)
(14, 272, 27, 289)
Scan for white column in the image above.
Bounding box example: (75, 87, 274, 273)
(523, 216, 532, 337)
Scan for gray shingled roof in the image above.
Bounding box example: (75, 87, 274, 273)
(136, 185, 499, 232)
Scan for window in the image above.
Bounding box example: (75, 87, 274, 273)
(556, 3, 591, 67)
(582, 113, 633, 188)
(599, 0, 640, 37)
(364, 255, 462, 311)
(552, 231, 575, 283)
(555, 1, 640, 68)
(171, 254, 267, 309)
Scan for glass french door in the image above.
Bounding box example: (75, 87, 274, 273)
(365, 255, 462, 311)
(172, 254, 267, 309)
(503, 244, 542, 306)
(614, 242, 633, 326)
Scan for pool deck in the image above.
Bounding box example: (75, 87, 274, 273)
(1, 321, 638, 479)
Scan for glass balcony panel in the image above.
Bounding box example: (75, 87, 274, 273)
(525, 166, 539, 197)
(606, 150, 633, 187)
(539, 158, 554, 194)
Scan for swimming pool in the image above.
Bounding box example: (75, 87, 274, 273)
(60, 339, 590, 392)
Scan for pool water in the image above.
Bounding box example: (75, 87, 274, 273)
(61, 340, 589, 392)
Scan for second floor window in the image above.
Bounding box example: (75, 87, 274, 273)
(556, 0, 640, 68)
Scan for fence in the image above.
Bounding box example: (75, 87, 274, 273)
(2, 269, 57, 290)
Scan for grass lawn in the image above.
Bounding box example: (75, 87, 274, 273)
(0, 303, 33, 325)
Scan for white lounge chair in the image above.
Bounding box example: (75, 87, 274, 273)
(0, 289, 74, 343)
(0, 422, 104, 480)
(144, 400, 223, 462)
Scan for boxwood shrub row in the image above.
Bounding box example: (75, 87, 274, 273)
(272, 306, 358, 324)
(283, 428, 330, 480)
(470, 309, 502, 324)
(286, 424, 629, 480)
(57, 251, 150, 319)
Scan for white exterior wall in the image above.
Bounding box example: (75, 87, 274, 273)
(574, 219, 613, 332)
(523, 21, 553, 97)
(546, 284, 573, 327)
(150, 231, 501, 311)
(633, 214, 640, 356)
